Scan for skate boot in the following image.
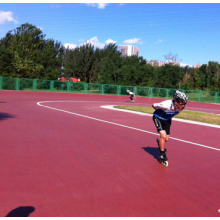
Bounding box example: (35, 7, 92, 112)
(158, 151, 168, 167)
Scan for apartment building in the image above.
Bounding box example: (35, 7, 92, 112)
(119, 45, 139, 57)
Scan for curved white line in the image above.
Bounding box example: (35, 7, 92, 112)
(37, 101, 220, 152)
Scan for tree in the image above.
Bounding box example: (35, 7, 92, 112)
(99, 44, 122, 84)
(0, 23, 63, 79)
(155, 64, 185, 88)
(0, 47, 14, 75)
(63, 43, 96, 83)
(164, 52, 182, 64)
(117, 56, 147, 86)
(38, 39, 64, 80)
(199, 64, 208, 88)
(195, 69, 206, 90)
(207, 61, 220, 91)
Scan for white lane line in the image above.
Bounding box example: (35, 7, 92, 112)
(101, 105, 220, 129)
(37, 101, 220, 152)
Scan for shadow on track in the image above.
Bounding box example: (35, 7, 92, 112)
(0, 112, 15, 121)
(142, 146, 167, 160)
(6, 206, 35, 217)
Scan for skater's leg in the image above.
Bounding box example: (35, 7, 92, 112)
(158, 130, 169, 152)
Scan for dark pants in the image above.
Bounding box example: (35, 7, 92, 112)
(152, 115, 172, 135)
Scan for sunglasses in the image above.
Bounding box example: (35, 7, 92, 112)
(178, 102, 186, 106)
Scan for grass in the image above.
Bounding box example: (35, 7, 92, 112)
(114, 106, 220, 126)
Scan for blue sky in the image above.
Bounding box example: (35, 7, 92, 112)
(1, 2, 220, 67)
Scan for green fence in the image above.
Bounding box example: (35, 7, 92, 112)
(0, 76, 219, 104)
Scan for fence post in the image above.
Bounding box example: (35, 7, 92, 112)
(117, 85, 121, 95)
(150, 88, 153, 98)
(0, 77, 3, 90)
(166, 89, 169, 99)
(101, 84, 104, 94)
(50, 81, 54, 92)
(198, 91, 202, 102)
(16, 78, 20, 90)
(84, 83, 88, 94)
(67, 82, 71, 93)
(33, 79, 37, 91)
(214, 92, 218, 103)
(134, 86, 137, 95)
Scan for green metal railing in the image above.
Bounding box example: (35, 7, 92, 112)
(0, 76, 219, 104)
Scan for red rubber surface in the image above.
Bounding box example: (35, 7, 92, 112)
(0, 90, 220, 217)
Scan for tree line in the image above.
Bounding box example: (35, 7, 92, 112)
(0, 23, 219, 91)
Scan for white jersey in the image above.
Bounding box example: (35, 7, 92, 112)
(129, 91, 135, 96)
(153, 100, 183, 121)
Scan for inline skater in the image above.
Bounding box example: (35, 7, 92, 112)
(152, 90, 188, 167)
(127, 90, 136, 103)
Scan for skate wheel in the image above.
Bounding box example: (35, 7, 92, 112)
(164, 161, 168, 167)
(159, 160, 168, 167)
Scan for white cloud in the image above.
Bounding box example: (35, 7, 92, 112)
(84, 36, 105, 49)
(0, 11, 18, 25)
(105, 39, 117, 44)
(156, 39, 164, 44)
(85, 3, 108, 9)
(63, 43, 78, 50)
(38, 26, 44, 31)
(97, 3, 108, 9)
(180, 63, 193, 67)
(78, 39, 85, 42)
(123, 38, 142, 44)
(64, 36, 117, 50)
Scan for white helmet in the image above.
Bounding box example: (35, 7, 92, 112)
(173, 90, 188, 104)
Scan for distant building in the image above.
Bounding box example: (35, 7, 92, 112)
(148, 60, 182, 67)
(193, 64, 201, 68)
(149, 60, 165, 67)
(165, 60, 180, 66)
(119, 45, 139, 57)
(149, 60, 159, 67)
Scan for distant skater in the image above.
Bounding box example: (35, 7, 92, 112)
(152, 90, 188, 167)
(127, 90, 136, 103)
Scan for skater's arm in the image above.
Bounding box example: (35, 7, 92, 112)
(152, 104, 157, 110)
(152, 102, 169, 111)
(152, 103, 163, 110)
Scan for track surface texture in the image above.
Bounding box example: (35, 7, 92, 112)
(0, 90, 220, 217)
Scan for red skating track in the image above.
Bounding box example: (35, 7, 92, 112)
(0, 90, 220, 217)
